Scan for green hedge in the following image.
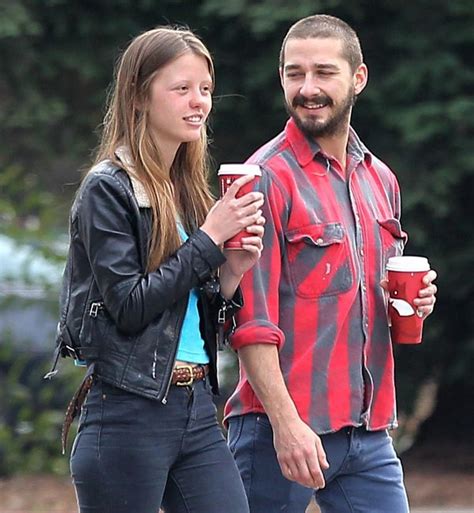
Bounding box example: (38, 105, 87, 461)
(0, 337, 83, 476)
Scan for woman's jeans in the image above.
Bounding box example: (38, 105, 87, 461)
(71, 378, 249, 513)
(227, 413, 409, 513)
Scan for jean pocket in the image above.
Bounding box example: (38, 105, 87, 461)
(227, 416, 244, 453)
(71, 406, 88, 457)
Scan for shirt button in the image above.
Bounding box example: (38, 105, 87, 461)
(360, 248, 364, 256)
(316, 238, 324, 245)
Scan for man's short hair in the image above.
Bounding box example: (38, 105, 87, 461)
(279, 14, 363, 73)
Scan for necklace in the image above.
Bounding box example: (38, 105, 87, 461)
(313, 158, 330, 177)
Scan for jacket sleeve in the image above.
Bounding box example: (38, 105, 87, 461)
(75, 172, 226, 334)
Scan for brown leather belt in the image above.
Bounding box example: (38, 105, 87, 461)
(171, 364, 209, 386)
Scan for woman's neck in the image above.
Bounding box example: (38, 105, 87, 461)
(151, 134, 180, 175)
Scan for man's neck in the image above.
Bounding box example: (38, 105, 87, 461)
(315, 130, 350, 173)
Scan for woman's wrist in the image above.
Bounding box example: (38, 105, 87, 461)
(219, 263, 243, 299)
(199, 223, 223, 246)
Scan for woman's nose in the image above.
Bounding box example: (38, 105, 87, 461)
(189, 89, 207, 108)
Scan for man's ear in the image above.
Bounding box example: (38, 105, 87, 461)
(354, 63, 368, 95)
(279, 66, 285, 89)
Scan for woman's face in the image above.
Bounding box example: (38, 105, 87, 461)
(147, 52, 213, 156)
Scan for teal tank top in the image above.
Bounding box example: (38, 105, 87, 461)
(175, 223, 209, 364)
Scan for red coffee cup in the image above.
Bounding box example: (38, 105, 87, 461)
(386, 256, 431, 344)
(218, 164, 262, 250)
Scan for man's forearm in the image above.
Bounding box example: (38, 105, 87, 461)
(238, 342, 329, 488)
(238, 344, 299, 427)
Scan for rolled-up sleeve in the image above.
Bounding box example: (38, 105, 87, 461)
(230, 168, 286, 351)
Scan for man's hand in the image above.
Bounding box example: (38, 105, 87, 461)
(380, 269, 437, 320)
(413, 269, 437, 319)
(272, 416, 329, 489)
(238, 344, 329, 489)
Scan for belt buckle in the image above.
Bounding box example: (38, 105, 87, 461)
(174, 364, 195, 386)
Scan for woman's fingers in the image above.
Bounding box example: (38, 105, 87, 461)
(223, 174, 259, 200)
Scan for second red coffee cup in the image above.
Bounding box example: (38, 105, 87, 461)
(218, 164, 262, 250)
(386, 256, 431, 344)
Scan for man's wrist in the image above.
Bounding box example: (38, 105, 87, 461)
(265, 402, 301, 430)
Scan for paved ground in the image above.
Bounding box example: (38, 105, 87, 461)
(1, 474, 472, 512)
(412, 510, 473, 513)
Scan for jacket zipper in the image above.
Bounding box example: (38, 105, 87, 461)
(159, 294, 189, 404)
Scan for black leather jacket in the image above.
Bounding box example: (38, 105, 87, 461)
(53, 160, 241, 402)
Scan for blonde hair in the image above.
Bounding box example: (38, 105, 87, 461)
(93, 26, 215, 271)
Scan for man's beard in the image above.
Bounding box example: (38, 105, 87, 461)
(286, 87, 356, 139)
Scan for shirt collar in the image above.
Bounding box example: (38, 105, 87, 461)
(285, 117, 372, 167)
(115, 146, 151, 207)
(347, 127, 372, 166)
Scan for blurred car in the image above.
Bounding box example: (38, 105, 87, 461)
(0, 234, 65, 353)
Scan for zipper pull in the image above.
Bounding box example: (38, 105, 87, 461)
(218, 303, 227, 324)
(89, 302, 103, 318)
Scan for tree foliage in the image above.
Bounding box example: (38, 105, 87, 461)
(1, 0, 473, 448)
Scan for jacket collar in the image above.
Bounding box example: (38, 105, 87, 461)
(115, 146, 151, 207)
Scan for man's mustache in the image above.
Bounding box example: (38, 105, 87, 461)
(292, 94, 333, 108)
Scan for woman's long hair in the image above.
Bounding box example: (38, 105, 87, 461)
(93, 26, 215, 271)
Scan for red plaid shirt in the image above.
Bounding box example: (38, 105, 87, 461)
(224, 118, 407, 434)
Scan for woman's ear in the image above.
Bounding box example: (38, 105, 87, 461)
(133, 86, 148, 113)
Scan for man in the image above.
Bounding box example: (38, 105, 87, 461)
(224, 14, 437, 513)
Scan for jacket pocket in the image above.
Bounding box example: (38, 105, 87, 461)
(284, 222, 353, 298)
(377, 218, 407, 266)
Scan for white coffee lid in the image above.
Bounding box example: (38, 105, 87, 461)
(218, 164, 261, 176)
(386, 256, 430, 272)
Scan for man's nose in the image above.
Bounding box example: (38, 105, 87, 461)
(299, 75, 321, 98)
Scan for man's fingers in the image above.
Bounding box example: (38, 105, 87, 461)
(422, 269, 437, 285)
(279, 449, 326, 489)
(418, 283, 437, 297)
(315, 437, 329, 470)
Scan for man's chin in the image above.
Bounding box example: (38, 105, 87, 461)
(294, 117, 327, 137)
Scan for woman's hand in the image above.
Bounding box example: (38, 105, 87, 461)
(223, 220, 265, 275)
(219, 218, 265, 299)
(200, 174, 264, 246)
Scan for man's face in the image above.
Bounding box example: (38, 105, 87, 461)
(280, 37, 367, 139)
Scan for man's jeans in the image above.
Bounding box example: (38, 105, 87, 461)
(227, 413, 409, 513)
(71, 378, 249, 513)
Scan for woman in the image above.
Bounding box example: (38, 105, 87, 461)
(57, 26, 264, 513)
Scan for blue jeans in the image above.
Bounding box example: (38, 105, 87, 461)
(71, 378, 249, 513)
(227, 413, 409, 513)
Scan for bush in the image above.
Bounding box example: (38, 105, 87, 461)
(0, 337, 83, 476)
